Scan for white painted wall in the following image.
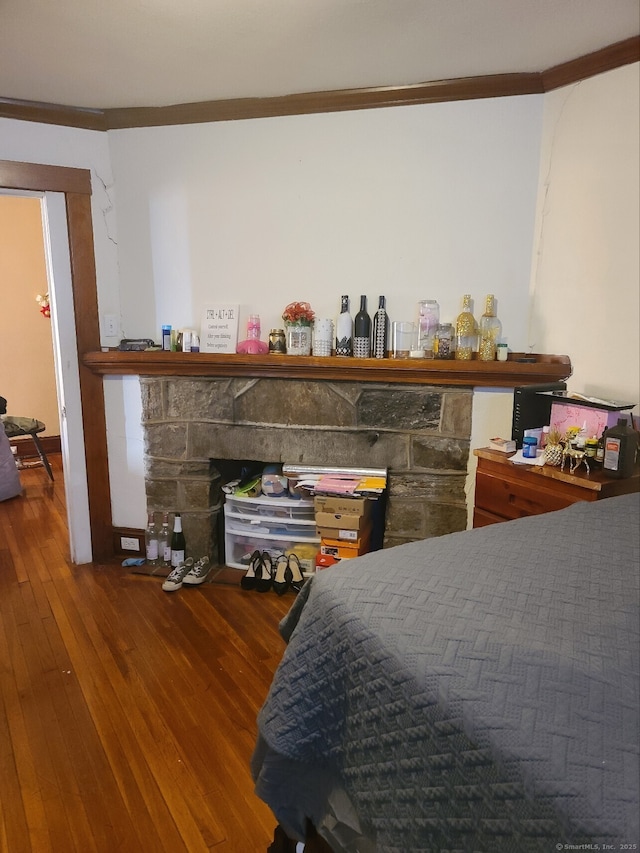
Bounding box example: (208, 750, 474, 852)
(107, 96, 544, 348)
(529, 63, 640, 411)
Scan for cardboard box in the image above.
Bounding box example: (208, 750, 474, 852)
(314, 495, 372, 517)
(320, 527, 371, 558)
(316, 510, 371, 538)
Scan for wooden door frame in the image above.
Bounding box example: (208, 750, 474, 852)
(0, 159, 113, 561)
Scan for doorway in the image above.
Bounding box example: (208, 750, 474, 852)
(0, 159, 113, 563)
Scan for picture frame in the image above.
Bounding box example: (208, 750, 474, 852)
(200, 304, 240, 354)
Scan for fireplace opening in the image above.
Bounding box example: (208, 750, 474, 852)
(214, 458, 388, 574)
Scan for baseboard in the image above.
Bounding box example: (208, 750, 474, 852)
(10, 433, 62, 458)
(112, 527, 146, 557)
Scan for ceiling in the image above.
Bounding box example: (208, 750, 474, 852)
(1, 0, 639, 111)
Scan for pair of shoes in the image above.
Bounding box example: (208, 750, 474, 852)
(272, 553, 306, 596)
(241, 550, 273, 592)
(162, 556, 212, 591)
(162, 557, 194, 592)
(182, 556, 211, 586)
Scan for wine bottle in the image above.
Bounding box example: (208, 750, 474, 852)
(170, 513, 186, 567)
(478, 294, 502, 361)
(454, 294, 477, 361)
(335, 295, 353, 357)
(371, 296, 388, 358)
(353, 295, 371, 358)
(158, 512, 171, 566)
(145, 511, 159, 565)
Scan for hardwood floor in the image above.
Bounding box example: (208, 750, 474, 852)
(0, 456, 295, 852)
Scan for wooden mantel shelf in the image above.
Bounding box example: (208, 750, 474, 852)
(83, 350, 572, 388)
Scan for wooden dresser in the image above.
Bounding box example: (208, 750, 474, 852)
(473, 447, 640, 527)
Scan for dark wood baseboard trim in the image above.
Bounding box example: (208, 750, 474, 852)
(9, 434, 61, 458)
(112, 527, 145, 558)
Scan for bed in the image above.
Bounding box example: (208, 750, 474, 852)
(252, 493, 640, 852)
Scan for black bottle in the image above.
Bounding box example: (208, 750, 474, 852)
(335, 295, 353, 357)
(353, 295, 371, 358)
(371, 296, 388, 359)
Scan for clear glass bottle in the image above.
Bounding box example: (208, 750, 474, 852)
(158, 511, 171, 566)
(371, 296, 389, 359)
(335, 295, 353, 357)
(145, 511, 159, 565)
(353, 295, 371, 358)
(478, 294, 502, 361)
(454, 294, 477, 361)
(170, 513, 186, 567)
(418, 300, 439, 358)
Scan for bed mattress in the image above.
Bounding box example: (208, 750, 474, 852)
(252, 493, 640, 852)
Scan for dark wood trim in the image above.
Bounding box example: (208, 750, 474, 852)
(542, 36, 640, 92)
(65, 193, 114, 561)
(82, 350, 572, 389)
(112, 527, 145, 557)
(0, 159, 92, 194)
(10, 434, 61, 458)
(0, 97, 107, 131)
(1, 37, 637, 130)
(103, 73, 543, 129)
(0, 160, 113, 562)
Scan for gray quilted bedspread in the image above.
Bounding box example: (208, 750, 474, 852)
(252, 494, 640, 852)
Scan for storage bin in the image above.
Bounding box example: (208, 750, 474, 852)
(223, 495, 319, 573)
(224, 508, 318, 538)
(223, 524, 320, 573)
(224, 493, 315, 520)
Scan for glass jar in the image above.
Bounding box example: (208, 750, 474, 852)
(522, 436, 538, 458)
(418, 300, 440, 358)
(285, 323, 312, 356)
(433, 323, 455, 360)
(269, 329, 286, 354)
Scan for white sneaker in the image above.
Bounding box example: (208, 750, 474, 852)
(162, 558, 194, 592)
(183, 556, 211, 586)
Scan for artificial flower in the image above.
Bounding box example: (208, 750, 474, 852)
(282, 301, 315, 324)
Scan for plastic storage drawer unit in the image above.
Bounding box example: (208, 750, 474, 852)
(223, 494, 319, 572)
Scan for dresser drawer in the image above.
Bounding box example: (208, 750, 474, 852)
(474, 470, 583, 521)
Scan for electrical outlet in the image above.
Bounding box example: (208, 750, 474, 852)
(104, 314, 119, 337)
(121, 536, 141, 551)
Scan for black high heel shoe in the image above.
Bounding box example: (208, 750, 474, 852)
(287, 553, 305, 594)
(241, 550, 263, 590)
(272, 554, 291, 596)
(255, 551, 273, 593)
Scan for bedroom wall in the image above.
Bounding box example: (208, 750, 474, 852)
(529, 63, 639, 413)
(107, 96, 544, 350)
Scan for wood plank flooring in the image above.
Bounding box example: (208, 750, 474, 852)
(0, 456, 294, 852)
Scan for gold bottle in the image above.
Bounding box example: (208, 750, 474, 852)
(454, 294, 477, 361)
(478, 294, 502, 361)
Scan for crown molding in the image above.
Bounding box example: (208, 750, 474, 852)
(0, 36, 637, 131)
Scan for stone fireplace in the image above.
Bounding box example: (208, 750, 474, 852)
(140, 376, 472, 562)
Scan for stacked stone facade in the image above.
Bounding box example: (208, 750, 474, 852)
(140, 377, 472, 562)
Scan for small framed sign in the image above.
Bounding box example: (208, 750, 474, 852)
(201, 304, 240, 354)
